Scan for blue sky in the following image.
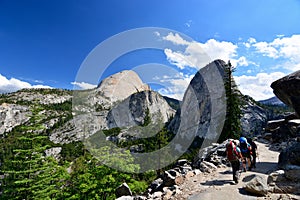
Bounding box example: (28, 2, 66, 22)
(0, 0, 300, 100)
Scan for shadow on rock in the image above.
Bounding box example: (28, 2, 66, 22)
(242, 174, 256, 182)
(219, 170, 232, 175)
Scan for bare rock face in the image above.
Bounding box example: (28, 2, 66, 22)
(241, 97, 267, 136)
(168, 60, 226, 141)
(107, 90, 175, 129)
(278, 142, 300, 169)
(271, 70, 300, 117)
(0, 103, 30, 135)
(97, 70, 150, 104)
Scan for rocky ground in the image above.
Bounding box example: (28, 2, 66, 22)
(172, 141, 299, 200)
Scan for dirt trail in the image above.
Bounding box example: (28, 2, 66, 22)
(173, 141, 298, 200)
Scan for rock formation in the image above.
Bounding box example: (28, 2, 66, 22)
(97, 70, 150, 104)
(107, 90, 175, 129)
(271, 70, 300, 117)
(241, 96, 268, 136)
(0, 103, 30, 135)
(168, 59, 226, 142)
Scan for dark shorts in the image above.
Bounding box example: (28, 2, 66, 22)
(241, 151, 251, 158)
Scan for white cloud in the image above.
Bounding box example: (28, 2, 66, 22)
(248, 34, 300, 72)
(244, 37, 257, 48)
(164, 49, 193, 69)
(234, 72, 286, 100)
(157, 73, 193, 100)
(71, 81, 97, 90)
(0, 74, 51, 94)
(162, 32, 190, 46)
(236, 56, 249, 67)
(253, 41, 280, 58)
(199, 39, 238, 64)
(162, 33, 240, 69)
(248, 37, 257, 44)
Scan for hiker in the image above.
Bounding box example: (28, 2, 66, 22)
(239, 137, 252, 171)
(247, 137, 257, 168)
(226, 139, 243, 184)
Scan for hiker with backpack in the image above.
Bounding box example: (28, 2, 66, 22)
(247, 137, 258, 169)
(239, 137, 252, 171)
(226, 139, 243, 184)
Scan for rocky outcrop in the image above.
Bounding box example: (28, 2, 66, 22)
(168, 60, 226, 143)
(107, 90, 175, 129)
(97, 70, 150, 104)
(50, 112, 108, 144)
(241, 97, 268, 136)
(0, 103, 30, 135)
(263, 113, 300, 145)
(7, 89, 72, 104)
(271, 70, 300, 117)
(278, 142, 300, 168)
(268, 169, 300, 195)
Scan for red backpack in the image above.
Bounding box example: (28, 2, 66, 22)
(226, 141, 239, 161)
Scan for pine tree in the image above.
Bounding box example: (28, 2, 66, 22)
(218, 61, 242, 142)
(1, 104, 69, 200)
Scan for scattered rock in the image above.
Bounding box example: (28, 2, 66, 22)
(115, 183, 132, 198)
(44, 147, 62, 160)
(244, 174, 269, 196)
(199, 161, 217, 173)
(162, 170, 184, 187)
(116, 196, 133, 200)
(267, 170, 286, 184)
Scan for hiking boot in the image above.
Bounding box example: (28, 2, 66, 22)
(248, 167, 252, 171)
(243, 168, 247, 172)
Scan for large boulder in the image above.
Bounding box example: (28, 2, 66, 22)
(278, 142, 300, 168)
(244, 174, 269, 196)
(115, 183, 132, 198)
(271, 70, 300, 117)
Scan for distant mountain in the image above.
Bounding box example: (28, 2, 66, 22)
(162, 96, 180, 111)
(259, 96, 285, 106)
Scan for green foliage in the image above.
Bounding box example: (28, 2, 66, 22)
(63, 154, 150, 200)
(60, 141, 85, 162)
(218, 61, 242, 142)
(42, 100, 72, 112)
(0, 89, 161, 199)
(102, 127, 121, 137)
(1, 104, 69, 200)
(163, 96, 180, 110)
(142, 107, 151, 127)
